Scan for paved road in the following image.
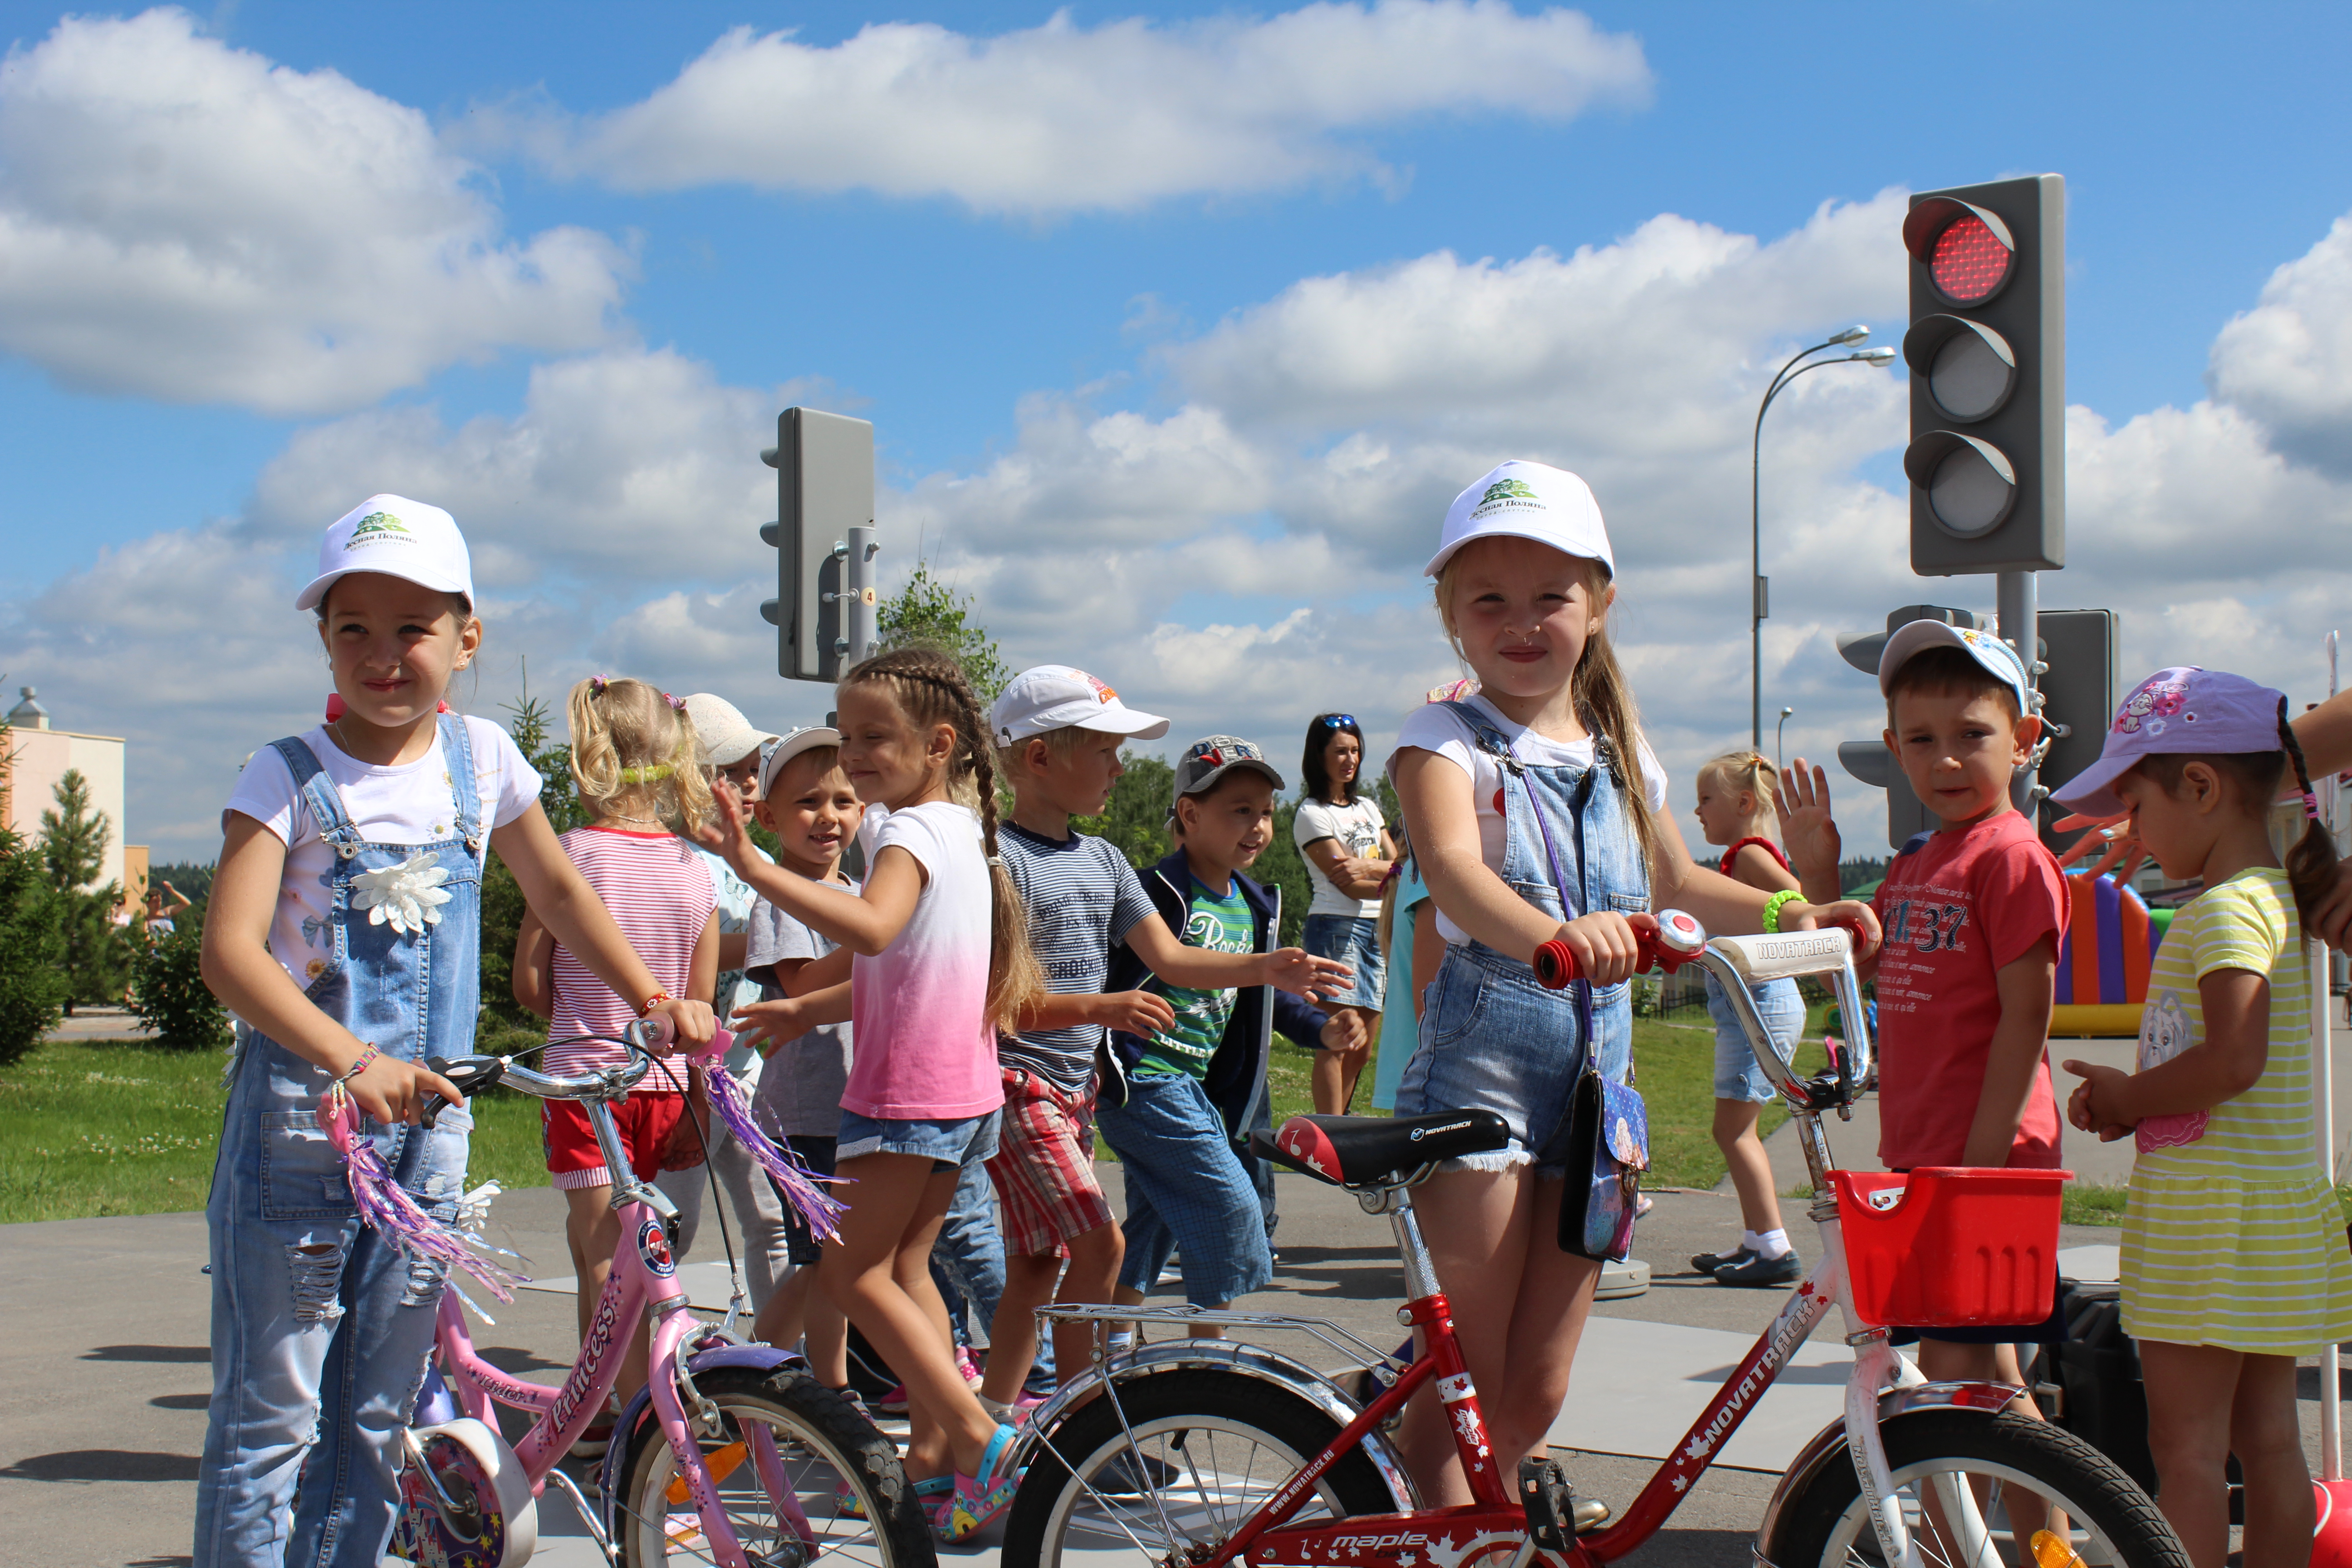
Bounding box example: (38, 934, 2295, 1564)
(0, 1152, 2167, 1568)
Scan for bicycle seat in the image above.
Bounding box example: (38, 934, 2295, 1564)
(1252, 1110, 1511, 1189)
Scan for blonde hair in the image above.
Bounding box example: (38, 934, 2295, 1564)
(839, 647, 1044, 1031)
(566, 677, 713, 832)
(1697, 750, 1782, 836)
(1434, 550, 1661, 882)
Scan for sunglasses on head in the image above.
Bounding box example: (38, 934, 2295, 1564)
(1317, 714, 1357, 729)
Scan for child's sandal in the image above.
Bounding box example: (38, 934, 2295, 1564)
(939, 1424, 1022, 1544)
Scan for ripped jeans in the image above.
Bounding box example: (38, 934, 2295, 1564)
(195, 1093, 472, 1568)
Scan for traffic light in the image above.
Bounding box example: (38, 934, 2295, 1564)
(1901, 175, 2064, 576)
(2033, 607, 2117, 802)
(760, 408, 874, 683)
(1835, 606, 1984, 849)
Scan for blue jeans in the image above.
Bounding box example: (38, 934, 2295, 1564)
(931, 1156, 1006, 1348)
(1100, 1073, 1272, 1306)
(197, 715, 485, 1568)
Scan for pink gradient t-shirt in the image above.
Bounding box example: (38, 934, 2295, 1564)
(843, 800, 1005, 1121)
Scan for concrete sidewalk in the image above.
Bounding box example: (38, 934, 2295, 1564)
(43, 1004, 157, 1043)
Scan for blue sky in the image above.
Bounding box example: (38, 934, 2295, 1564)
(5, 2, 2351, 858)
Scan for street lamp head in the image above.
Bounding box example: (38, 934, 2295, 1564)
(1828, 324, 1871, 346)
(1781, 706, 1794, 718)
(1850, 347, 1897, 365)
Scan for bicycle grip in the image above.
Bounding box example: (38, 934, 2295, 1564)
(1533, 932, 1658, 990)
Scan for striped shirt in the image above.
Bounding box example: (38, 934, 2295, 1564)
(545, 826, 717, 1077)
(996, 823, 1158, 1093)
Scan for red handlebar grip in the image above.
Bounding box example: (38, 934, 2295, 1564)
(1533, 939, 1576, 990)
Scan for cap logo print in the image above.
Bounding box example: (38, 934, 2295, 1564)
(1081, 672, 1118, 702)
(343, 511, 412, 550)
(2114, 676, 2191, 736)
(1474, 477, 1540, 514)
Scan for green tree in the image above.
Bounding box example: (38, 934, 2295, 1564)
(879, 564, 1014, 701)
(1071, 754, 1176, 870)
(0, 823, 69, 1063)
(130, 900, 231, 1050)
(38, 770, 132, 1014)
(477, 673, 583, 1034)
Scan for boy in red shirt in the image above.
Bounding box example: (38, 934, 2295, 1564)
(1784, 621, 2064, 1398)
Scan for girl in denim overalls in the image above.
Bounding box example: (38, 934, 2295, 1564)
(1388, 462, 1881, 1506)
(195, 495, 713, 1568)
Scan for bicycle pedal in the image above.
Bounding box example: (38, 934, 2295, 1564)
(1518, 1457, 1576, 1553)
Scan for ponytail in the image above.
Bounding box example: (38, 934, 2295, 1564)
(2278, 698, 2341, 929)
(840, 647, 1044, 1031)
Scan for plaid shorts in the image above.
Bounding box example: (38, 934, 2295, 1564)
(984, 1066, 1113, 1258)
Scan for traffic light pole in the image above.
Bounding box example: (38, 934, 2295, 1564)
(845, 524, 880, 669)
(1999, 568, 2040, 813)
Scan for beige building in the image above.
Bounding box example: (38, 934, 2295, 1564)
(3, 687, 139, 899)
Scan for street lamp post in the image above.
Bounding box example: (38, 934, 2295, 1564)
(1751, 329, 1898, 747)
(1776, 706, 1794, 772)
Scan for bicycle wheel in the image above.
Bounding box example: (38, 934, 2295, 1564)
(1764, 1408, 2188, 1568)
(617, 1364, 936, 1568)
(1001, 1367, 1398, 1568)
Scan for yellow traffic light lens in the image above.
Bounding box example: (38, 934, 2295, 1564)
(1930, 213, 2013, 303)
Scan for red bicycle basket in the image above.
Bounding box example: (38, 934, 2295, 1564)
(1831, 1168, 2071, 1328)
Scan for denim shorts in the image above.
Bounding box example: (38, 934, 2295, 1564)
(1397, 940, 1630, 1174)
(1705, 972, 1806, 1103)
(1098, 1073, 1273, 1307)
(836, 1108, 1002, 1172)
(1303, 913, 1386, 1013)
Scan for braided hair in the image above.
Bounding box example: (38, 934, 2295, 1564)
(840, 646, 1043, 1030)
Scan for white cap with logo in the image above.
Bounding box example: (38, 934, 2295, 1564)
(296, 494, 474, 612)
(682, 693, 779, 768)
(990, 665, 1170, 747)
(1426, 461, 1614, 580)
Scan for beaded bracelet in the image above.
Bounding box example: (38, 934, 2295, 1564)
(638, 989, 674, 1019)
(335, 1044, 380, 1084)
(1760, 889, 1802, 935)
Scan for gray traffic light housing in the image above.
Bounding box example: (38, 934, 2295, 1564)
(760, 408, 874, 683)
(1903, 175, 2064, 575)
(2033, 608, 2117, 796)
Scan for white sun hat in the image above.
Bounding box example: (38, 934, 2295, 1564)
(990, 665, 1171, 747)
(296, 494, 474, 612)
(1425, 461, 1614, 580)
(682, 693, 779, 768)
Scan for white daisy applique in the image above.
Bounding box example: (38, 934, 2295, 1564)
(350, 852, 453, 936)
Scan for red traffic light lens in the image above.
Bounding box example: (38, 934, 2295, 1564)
(1930, 214, 2012, 304)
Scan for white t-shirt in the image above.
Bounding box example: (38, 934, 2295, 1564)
(1293, 796, 1387, 919)
(1392, 695, 1669, 946)
(843, 801, 1002, 1120)
(224, 719, 542, 987)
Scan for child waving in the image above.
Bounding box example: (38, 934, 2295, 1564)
(2059, 668, 2352, 1568)
(196, 497, 711, 1568)
(1387, 461, 1878, 1506)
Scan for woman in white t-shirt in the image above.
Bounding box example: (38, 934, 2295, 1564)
(1293, 712, 1396, 1114)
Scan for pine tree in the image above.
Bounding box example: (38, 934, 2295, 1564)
(38, 770, 133, 1015)
(0, 823, 69, 1063)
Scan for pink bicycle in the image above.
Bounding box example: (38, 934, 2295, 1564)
(327, 1023, 936, 1568)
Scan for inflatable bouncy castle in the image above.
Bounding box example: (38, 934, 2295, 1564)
(2049, 872, 2174, 1037)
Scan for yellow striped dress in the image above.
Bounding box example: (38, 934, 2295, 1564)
(2120, 866, 2352, 1353)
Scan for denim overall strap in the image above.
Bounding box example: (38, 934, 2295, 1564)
(438, 710, 483, 854)
(1436, 700, 1598, 1048)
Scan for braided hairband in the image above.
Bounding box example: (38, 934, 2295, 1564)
(588, 674, 609, 696)
(619, 764, 674, 783)
(662, 691, 686, 711)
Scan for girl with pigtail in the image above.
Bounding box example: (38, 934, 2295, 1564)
(701, 646, 1043, 1543)
(2057, 669, 2352, 1568)
(511, 676, 720, 1440)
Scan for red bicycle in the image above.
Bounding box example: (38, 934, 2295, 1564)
(998, 919, 2185, 1568)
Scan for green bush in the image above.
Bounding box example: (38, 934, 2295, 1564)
(130, 902, 232, 1050)
(0, 828, 69, 1065)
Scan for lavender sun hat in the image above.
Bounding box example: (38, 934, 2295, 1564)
(2051, 666, 2292, 818)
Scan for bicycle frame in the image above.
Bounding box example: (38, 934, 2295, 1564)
(419, 1060, 815, 1568)
(1028, 927, 2022, 1568)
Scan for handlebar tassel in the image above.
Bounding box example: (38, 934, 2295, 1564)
(320, 1086, 525, 1302)
(704, 1067, 850, 1242)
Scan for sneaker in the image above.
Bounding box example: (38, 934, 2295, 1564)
(875, 1383, 911, 1415)
(1712, 1249, 1802, 1288)
(1690, 1245, 1754, 1275)
(956, 1346, 985, 1388)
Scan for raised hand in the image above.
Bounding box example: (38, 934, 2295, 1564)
(696, 777, 759, 864)
(1268, 947, 1353, 1000)
(1777, 760, 1843, 881)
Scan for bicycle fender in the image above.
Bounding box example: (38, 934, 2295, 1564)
(1751, 1381, 2021, 1566)
(597, 1342, 807, 1537)
(1010, 1337, 1418, 1514)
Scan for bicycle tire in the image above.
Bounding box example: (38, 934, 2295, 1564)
(1764, 1407, 2187, 1568)
(1001, 1367, 1396, 1568)
(617, 1364, 936, 1568)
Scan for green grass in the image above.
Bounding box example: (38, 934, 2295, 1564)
(0, 1036, 552, 1225)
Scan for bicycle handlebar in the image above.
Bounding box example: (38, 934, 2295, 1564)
(1531, 909, 1708, 990)
(416, 1019, 674, 1127)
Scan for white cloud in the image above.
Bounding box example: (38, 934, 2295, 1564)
(0, 8, 629, 414)
(529, 2, 1650, 214)
(23, 200, 2352, 864)
(2208, 214, 2352, 474)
